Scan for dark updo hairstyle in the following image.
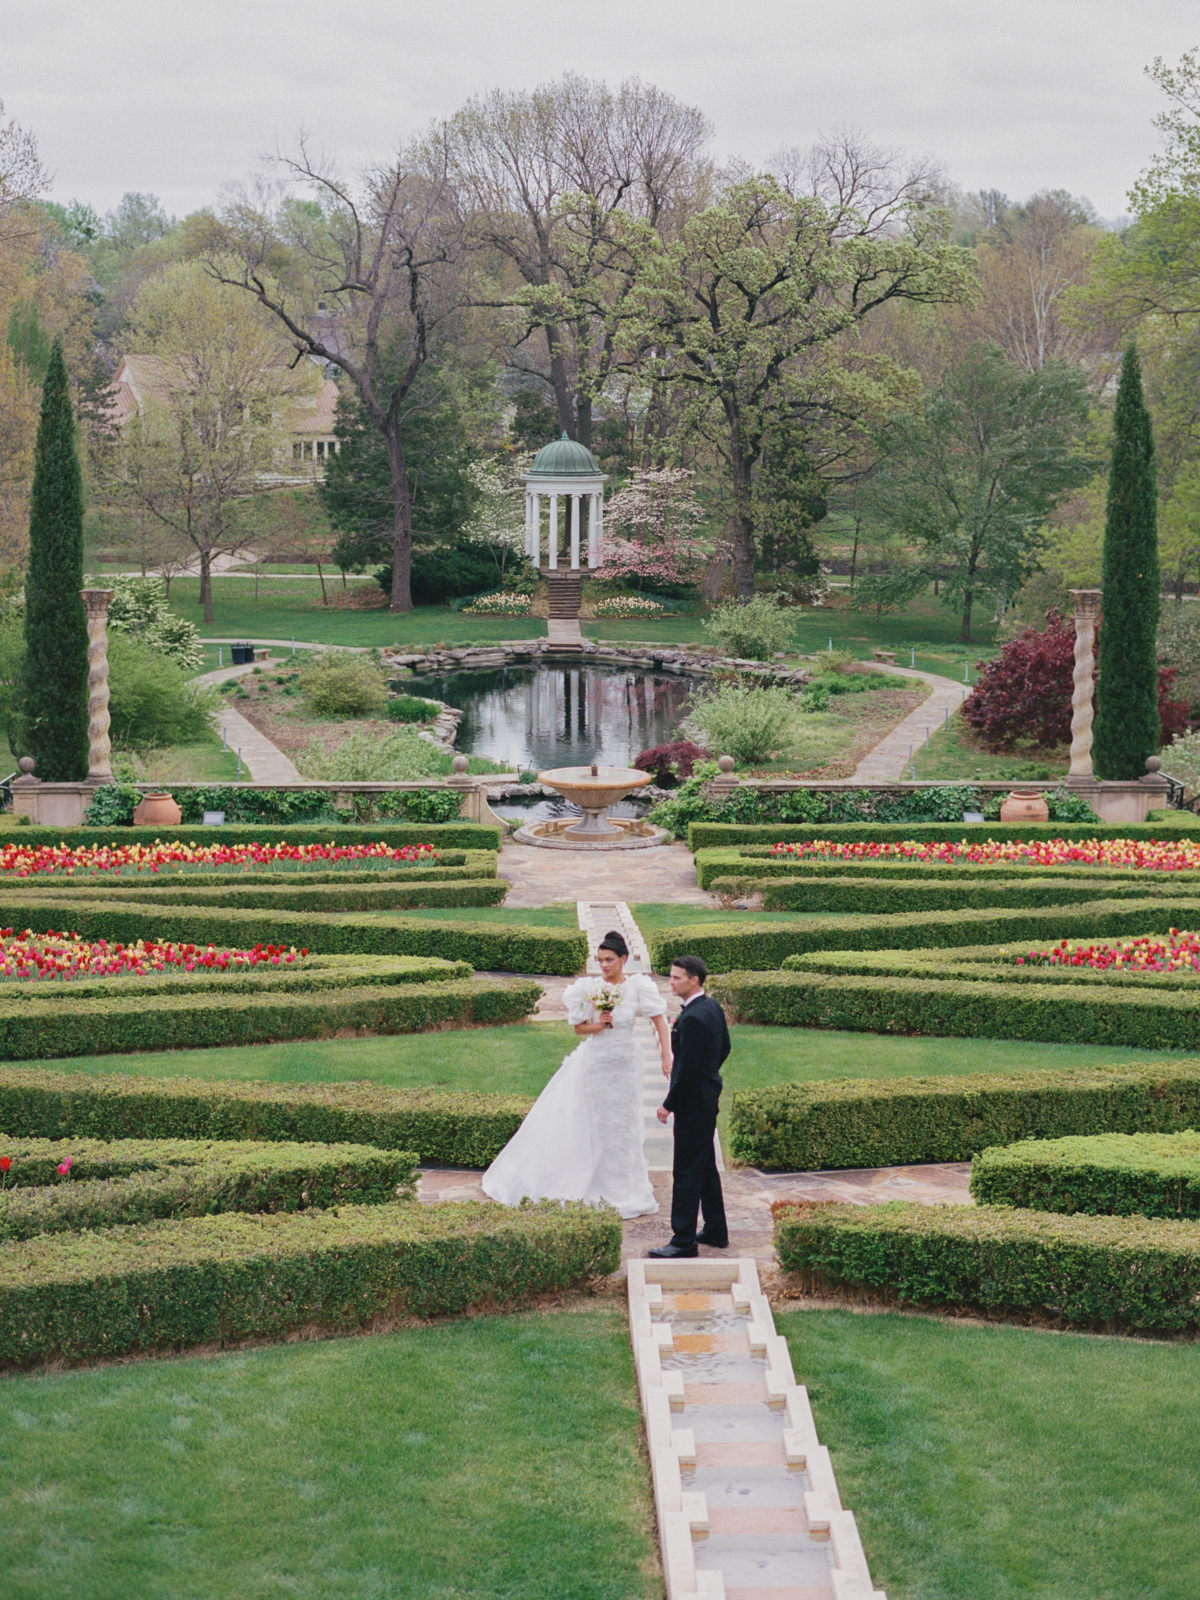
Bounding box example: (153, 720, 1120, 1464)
(597, 930, 629, 958)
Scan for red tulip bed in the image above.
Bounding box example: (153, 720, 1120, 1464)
(768, 837, 1200, 872)
(1015, 930, 1200, 974)
(0, 927, 306, 981)
(0, 841, 438, 878)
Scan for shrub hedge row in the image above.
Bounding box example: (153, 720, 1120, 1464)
(647, 895, 1200, 973)
(0, 893, 586, 973)
(713, 967, 1200, 1050)
(783, 944, 1200, 991)
(1, 822, 502, 850)
(726, 1059, 1200, 1171)
(773, 1200, 1200, 1332)
(710, 872, 1200, 915)
(970, 1131, 1200, 1219)
(0, 1199, 621, 1367)
(687, 818, 1200, 851)
(23, 875, 508, 913)
(0, 1067, 532, 1168)
(0, 1135, 418, 1241)
(0, 975, 542, 1059)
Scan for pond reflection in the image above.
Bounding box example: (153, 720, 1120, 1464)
(405, 663, 694, 771)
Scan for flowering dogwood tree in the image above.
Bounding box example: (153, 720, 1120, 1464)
(595, 467, 706, 590)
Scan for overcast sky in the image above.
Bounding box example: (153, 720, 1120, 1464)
(6, 0, 1197, 224)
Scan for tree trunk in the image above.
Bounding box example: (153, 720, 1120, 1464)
(576, 391, 593, 451)
(316, 559, 328, 605)
(199, 549, 214, 624)
(385, 427, 414, 613)
(959, 587, 973, 642)
(730, 447, 757, 600)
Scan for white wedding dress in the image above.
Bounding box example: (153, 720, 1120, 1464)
(482, 972, 664, 1219)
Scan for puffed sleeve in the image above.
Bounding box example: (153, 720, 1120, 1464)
(635, 974, 667, 1018)
(563, 977, 593, 1026)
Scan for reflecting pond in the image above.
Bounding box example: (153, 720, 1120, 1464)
(405, 662, 695, 772)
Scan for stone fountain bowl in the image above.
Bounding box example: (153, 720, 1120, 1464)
(537, 765, 652, 810)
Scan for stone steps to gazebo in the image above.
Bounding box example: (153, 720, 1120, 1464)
(545, 570, 583, 617)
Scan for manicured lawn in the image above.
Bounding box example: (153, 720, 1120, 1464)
(780, 1308, 1200, 1600)
(168, 577, 1002, 667)
(30, 1024, 571, 1094)
(913, 711, 1067, 782)
(633, 904, 862, 941)
(0, 1310, 658, 1600)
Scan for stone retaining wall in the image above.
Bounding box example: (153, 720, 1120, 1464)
(383, 639, 813, 690)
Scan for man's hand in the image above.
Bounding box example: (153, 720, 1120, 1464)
(656, 1107, 670, 1124)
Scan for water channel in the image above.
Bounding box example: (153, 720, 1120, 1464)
(406, 661, 695, 774)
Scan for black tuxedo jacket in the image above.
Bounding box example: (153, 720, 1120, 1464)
(663, 993, 730, 1117)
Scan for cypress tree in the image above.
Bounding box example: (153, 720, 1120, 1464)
(1093, 344, 1160, 780)
(18, 339, 89, 780)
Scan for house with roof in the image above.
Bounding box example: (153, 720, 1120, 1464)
(107, 353, 341, 483)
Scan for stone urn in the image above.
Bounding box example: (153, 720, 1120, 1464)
(999, 790, 1050, 823)
(132, 792, 183, 827)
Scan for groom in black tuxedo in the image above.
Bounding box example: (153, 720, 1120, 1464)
(648, 954, 730, 1258)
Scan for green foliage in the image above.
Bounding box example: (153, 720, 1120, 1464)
(711, 869, 1200, 916)
(971, 1131, 1200, 1219)
(107, 631, 212, 746)
(729, 1059, 1200, 1171)
(0, 1199, 620, 1367)
(1158, 602, 1200, 714)
(647, 892, 1200, 974)
(0, 887, 584, 971)
(6, 820, 502, 848)
(1162, 727, 1200, 798)
(773, 1200, 1200, 1332)
(702, 594, 795, 659)
(686, 685, 796, 765)
(653, 782, 994, 842)
(716, 961, 1200, 1051)
(685, 817, 1200, 850)
(1094, 346, 1161, 779)
(106, 576, 203, 670)
(0, 965, 538, 1060)
(0, 1064, 529, 1167)
(0, 1135, 417, 1242)
(864, 342, 1092, 641)
(385, 694, 440, 722)
(19, 340, 89, 779)
(298, 651, 389, 717)
(300, 728, 449, 781)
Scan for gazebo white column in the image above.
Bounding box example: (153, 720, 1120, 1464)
(569, 495, 581, 567)
(521, 433, 609, 577)
(548, 493, 559, 570)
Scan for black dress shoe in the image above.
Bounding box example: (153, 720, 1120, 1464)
(696, 1233, 729, 1248)
(647, 1242, 698, 1258)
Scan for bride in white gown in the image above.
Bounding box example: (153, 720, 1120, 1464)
(482, 931, 671, 1219)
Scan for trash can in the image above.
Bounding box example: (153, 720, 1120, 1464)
(231, 642, 254, 665)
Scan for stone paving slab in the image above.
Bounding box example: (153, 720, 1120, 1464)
(851, 662, 971, 782)
(500, 839, 712, 909)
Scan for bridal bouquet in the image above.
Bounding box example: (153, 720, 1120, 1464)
(588, 983, 620, 1015)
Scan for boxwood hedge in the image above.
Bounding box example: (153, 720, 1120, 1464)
(0, 974, 541, 1058)
(970, 1131, 1200, 1219)
(0, 1135, 418, 1241)
(0, 893, 586, 973)
(2, 822, 502, 850)
(0, 1066, 532, 1168)
(713, 967, 1200, 1050)
(647, 895, 1200, 973)
(773, 1199, 1200, 1331)
(0, 1199, 621, 1367)
(727, 1059, 1200, 1171)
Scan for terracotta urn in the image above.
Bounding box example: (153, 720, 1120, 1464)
(998, 790, 1050, 823)
(132, 792, 183, 827)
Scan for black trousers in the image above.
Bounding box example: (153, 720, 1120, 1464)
(669, 1099, 727, 1247)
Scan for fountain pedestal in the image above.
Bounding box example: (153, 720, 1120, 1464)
(513, 764, 670, 850)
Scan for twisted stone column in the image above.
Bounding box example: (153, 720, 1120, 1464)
(1068, 588, 1101, 779)
(81, 588, 115, 782)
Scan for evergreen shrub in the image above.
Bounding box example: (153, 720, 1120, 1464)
(969, 1131, 1200, 1219)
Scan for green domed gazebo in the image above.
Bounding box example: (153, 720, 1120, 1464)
(523, 433, 608, 571)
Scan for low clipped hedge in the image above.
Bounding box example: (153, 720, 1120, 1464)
(970, 1131, 1200, 1219)
(0, 1135, 418, 1241)
(726, 1059, 1200, 1171)
(25, 876, 510, 912)
(0, 974, 541, 1059)
(0, 1200, 621, 1367)
(713, 967, 1200, 1050)
(773, 1199, 1200, 1332)
(0, 893, 586, 974)
(647, 895, 1200, 973)
(711, 872, 1200, 915)
(2, 822, 502, 850)
(0, 1067, 532, 1168)
(687, 818, 1200, 851)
